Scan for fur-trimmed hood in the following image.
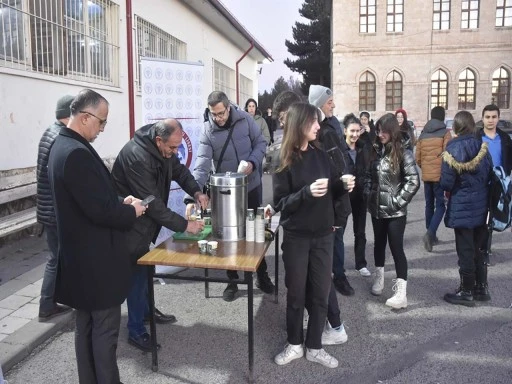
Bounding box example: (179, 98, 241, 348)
(442, 141, 488, 174)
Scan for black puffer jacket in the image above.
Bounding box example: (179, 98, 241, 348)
(365, 142, 420, 219)
(36, 120, 66, 226)
(112, 124, 201, 263)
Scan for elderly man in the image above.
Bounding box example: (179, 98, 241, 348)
(184, 91, 273, 302)
(48, 88, 146, 384)
(309, 85, 355, 296)
(112, 119, 207, 352)
(36, 94, 75, 321)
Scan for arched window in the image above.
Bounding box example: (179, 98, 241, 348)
(458, 68, 476, 110)
(359, 71, 376, 111)
(492, 67, 510, 109)
(431, 70, 448, 109)
(386, 70, 402, 111)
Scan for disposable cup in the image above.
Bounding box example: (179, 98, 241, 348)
(341, 174, 354, 190)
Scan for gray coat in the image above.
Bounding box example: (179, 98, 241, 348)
(365, 143, 420, 219)
(190, 105, 267, 194)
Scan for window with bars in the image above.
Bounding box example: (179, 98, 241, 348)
(433, 0, 451, 30)
(386, 71, 402, 111)
(134, 16, 186, 90)
(461, 0, 479, 29)
(359, 71, 376, 111)
(431, 69, 448, 109)
(496, 0, 512, 27)
(387, 0, 403, 32)
(492, 67, 510, 109)
(458, 68, 476, 110)
(0, 0, 119, 86)
(239, 74, 253, 108)
(360, 0, 376, 33)
(213, 60, 235, 101)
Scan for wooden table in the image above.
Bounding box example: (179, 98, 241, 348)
(137, 222, 280, 383)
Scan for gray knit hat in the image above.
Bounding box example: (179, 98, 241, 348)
(308, 85, 332, 108)
(55, 95, 75, 119)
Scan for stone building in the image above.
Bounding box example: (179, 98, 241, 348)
(332, 0, 512, 128)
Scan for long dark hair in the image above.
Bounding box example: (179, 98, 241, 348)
(375, 113, 403, 170)
(277, 103, 319, 172)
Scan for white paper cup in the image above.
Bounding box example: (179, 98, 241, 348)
(341, 174, 354, 190)
(207, 241, 218, 255)
(198, 240, 208, 254)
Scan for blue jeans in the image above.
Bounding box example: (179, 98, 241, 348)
(40, 225, 59, 312)
(127, 265, 149, 338)
(424, 181, 446, 237)
(332, 226, 346, 279)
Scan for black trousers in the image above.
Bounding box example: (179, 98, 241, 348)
(372, 215, 408, 280)
(454, 225, 488, 276)
(350, 195, 368, 270)
(282, 231, 333, 349)
(75, 306, 121, 384)
(227, 186, 268, 280)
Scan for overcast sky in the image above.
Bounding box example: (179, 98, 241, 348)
(219, 0, 305, 93)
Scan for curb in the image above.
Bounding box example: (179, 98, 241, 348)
(0, 311, 74, 373)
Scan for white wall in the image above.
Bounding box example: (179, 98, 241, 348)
(0, 0, 261, 171)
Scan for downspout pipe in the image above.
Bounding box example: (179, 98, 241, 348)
(126, 0, 135, 138)
(235, 42, 254, 105)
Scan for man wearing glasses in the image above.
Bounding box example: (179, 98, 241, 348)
(184, 91, 273, 302)
(112, 119, 208, 352)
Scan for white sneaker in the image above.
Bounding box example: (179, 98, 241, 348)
(371, 267, 385, 295)
(306, 348, 339, 368)
(358, 267, 372, 277)
(303, 309, 309, 330)
(385, 278, 407, 309)
(274, 343, 304, 365)
(321, 323, 348, 345)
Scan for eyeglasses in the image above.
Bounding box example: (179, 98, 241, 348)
(210, 107, 228, 119)
(80, 110, 107, 127)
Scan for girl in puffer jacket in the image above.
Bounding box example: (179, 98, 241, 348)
(364, 113, 420, 309)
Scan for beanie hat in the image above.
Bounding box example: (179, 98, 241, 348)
(55, 95, 75, 119)
(431, 106, 445, 122)
(308, 85, 332, 108)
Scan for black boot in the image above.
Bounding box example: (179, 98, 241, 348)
(474, 255, 491, 302)
(444, 273, 475, 307)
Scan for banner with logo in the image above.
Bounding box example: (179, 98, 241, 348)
(140, 58, 204, 245)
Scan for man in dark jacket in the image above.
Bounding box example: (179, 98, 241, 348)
(184, 91, 273, 302)
(48, 89, 146, 384)
(36, 95, 75, 321)
(476, 104, 512, 264)
(309, 85, 355, 296)
(112, 119, 207, 352)
(415, 106, 451, 252)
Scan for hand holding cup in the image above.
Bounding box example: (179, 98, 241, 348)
(310, 178, 329, 197)
(341, 174, 356, 192)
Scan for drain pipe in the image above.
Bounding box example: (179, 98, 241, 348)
(126, 0, 135, 138)
(235, 42, 254, 105)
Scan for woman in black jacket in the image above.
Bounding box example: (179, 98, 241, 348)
(343, 113, 372, 276)
(273, 103, 344, 369)
(365, 113, 420, 309)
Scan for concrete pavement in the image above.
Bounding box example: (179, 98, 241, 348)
(2, 174, 512, 383)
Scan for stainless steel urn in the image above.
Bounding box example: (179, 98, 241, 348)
(210, 172, 247, 241)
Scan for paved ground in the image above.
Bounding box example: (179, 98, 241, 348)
(2, 173, 512, 384)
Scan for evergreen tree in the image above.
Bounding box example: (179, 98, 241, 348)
(284, 0, 331, 94)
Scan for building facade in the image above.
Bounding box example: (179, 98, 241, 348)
(332, 0, 512, 128)
(0, 0, 271, 171)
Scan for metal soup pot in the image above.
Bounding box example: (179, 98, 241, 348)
(210, 172, 247, 241)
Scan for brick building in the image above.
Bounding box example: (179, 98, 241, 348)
(332, 0, 512, 128)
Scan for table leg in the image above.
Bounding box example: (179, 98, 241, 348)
(204, 268, 209, 298)
(246, 271, 254, 383)
(147, 266, 159, 372)
(274, 228, 279, 304)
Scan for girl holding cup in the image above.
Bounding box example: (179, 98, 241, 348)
(273, 103, 345, 368)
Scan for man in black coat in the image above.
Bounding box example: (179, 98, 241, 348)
(48, 89, 146, 384)
(36, 94, 74, 321)
(112, 119, 207, 352)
